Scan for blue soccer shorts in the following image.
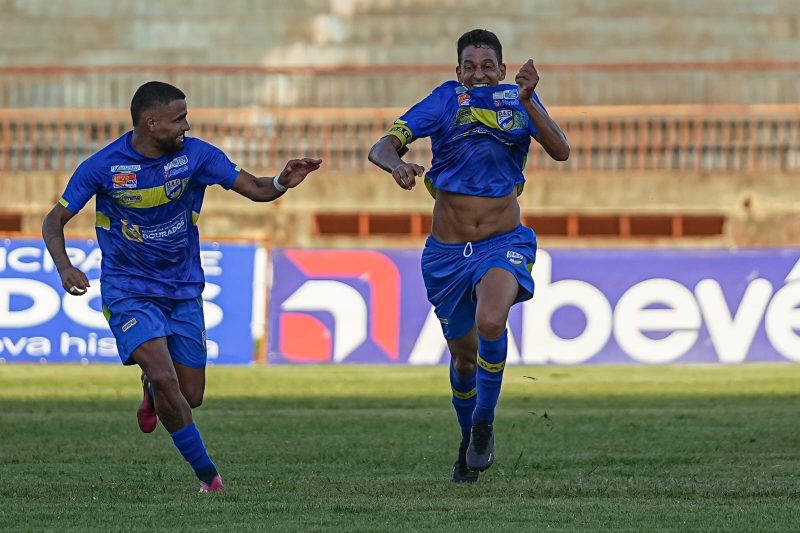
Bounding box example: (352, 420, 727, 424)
(421, 224, 537, 340)
(101, 284, 208, 368)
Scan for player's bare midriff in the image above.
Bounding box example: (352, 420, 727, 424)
(431, 189, 520, 243)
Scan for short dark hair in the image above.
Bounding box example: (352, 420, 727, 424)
(130, 81, 186, 125)
(457, 29, 503, 65)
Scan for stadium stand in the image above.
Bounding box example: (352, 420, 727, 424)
(1, 1, 799, 246)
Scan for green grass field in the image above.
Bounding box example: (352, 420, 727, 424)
(1, 364, 799, 532)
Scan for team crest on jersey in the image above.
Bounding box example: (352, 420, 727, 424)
(497, 109, 514, 130)
(164, 178, 183, 200)
(506, 250, 524, 265)
(112, 173, 137, 189)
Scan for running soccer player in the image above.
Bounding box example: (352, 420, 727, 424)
(368, 29, 569, 482)
(42, 81, 321, 492)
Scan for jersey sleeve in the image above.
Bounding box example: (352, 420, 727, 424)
(194, 141, 241, 189)
(386, 87, 448, 149)
(59, 158, 102, 214)
(527, 91, 548, 137)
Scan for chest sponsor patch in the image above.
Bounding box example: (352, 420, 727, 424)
(112, 173, 137, 189)
(493, 89, 519, 100)
(121, 212, 187, 243)
(458, 93, 471, 107)
(110, 164, 141, 173)
(506, 250, 524, 265)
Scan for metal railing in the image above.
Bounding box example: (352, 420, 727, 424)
(1, 105, 798, 174)
(1, 62, 799, 108)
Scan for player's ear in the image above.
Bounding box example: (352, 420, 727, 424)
(499, 63, 506, 81)
(455, 65, 462, 82)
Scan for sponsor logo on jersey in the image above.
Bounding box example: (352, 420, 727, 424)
(493, 89, 518, 100)
(163, 155, 189, 173)
(497, 109, 514, 130)
(112, 173, 137, 189)
(164, 165, 189, 179)
(110, 164, 142, 172)
(121, 214, 187, 243)
(121, 219, 144, 242)
(506, 250, 524, 265)
(121, 318, 138, 332)
(455, 85, 468, 94)
(119, 193, 143, 204)
(143, 213, 186, 242)
(458, 93, 471, 107)
(164, 178, 183, 200)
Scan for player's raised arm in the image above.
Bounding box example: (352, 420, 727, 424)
(231, 158, 322, 202)
(515, 59, 570, 161)
(368, 135, 424, 191)
(42, 203, 90, 296)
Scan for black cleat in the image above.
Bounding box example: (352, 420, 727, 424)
(466, 422, 494, 472)
(451, 439, 479, 483)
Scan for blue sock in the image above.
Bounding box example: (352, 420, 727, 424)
(170, 423, 218, 484)
(450, 359, 477, 443)
(472, 330, 508, 425)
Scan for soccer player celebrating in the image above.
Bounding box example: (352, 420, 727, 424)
(42, 81, 321, 492)
(368, 30, 569, 482)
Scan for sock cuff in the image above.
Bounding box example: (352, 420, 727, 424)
(477, 329, 508, 365)
(477, 329, 508, 347)
(170, 422, 198, 443)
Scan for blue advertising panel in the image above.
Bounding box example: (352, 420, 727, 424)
(0, 238, 257, 364)
(268, 248, 800, 365)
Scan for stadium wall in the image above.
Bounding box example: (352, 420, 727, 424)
(4, 169, 799, 248)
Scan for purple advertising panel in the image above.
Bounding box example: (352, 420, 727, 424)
(0, 238, 259, 364)
(268, 248, 800, 365)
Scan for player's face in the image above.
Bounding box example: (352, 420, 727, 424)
(457, 45, 506, 89)
(150, 99, 190, 153)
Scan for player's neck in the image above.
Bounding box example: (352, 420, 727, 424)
(130, 129, 167, 159)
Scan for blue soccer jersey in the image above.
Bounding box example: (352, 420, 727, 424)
(60, 132, 240, 299)
(387, 80, 547, 198)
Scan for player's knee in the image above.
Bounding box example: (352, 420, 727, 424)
(453, 356, 476, 376)
(184, 392, 204, 408)
(148, 369, 180, 394)
(476, 314, 506, 340)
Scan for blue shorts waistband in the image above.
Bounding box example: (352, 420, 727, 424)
(426, 224, 526, 251)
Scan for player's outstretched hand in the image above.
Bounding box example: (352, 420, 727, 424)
(60, 266, 90, 296)
(278, 158, 323, 188)
(515, 59, 540, 100)
(391, 162, 424, 190)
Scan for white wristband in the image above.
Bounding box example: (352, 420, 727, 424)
(273, 175, 287, 193)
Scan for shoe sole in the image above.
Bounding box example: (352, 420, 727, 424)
(466, 456, 494, 472)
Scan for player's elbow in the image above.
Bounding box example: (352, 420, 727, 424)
(551, 143, 570, 162)
(367, 142, 382, 167)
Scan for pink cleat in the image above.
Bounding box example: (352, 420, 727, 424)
(137, 374, 158, 433)
(199, 475, 225, 493)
